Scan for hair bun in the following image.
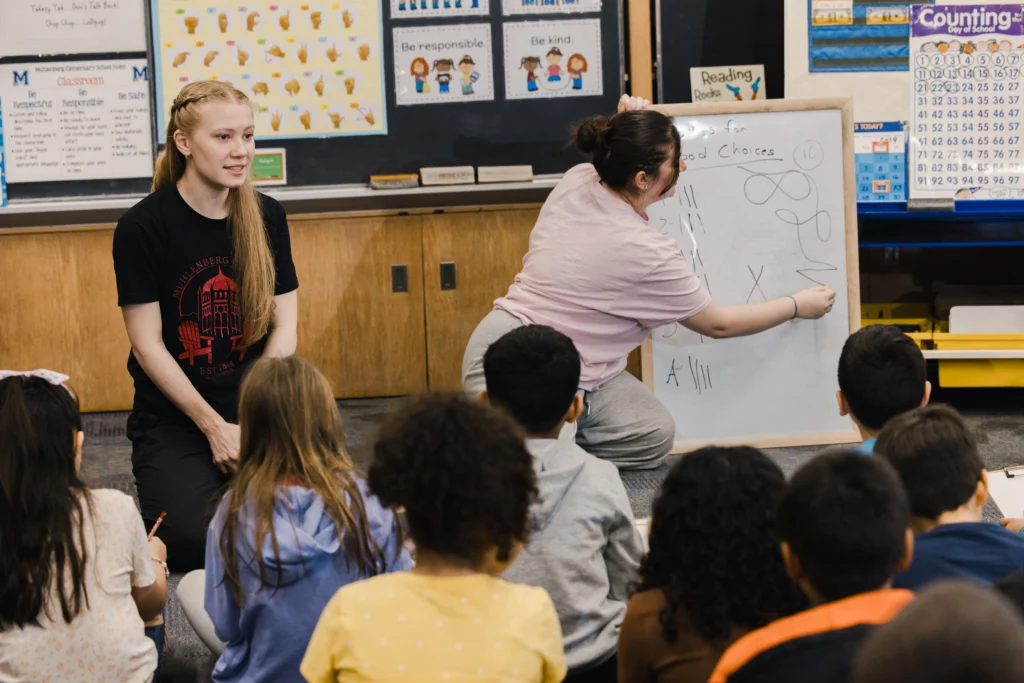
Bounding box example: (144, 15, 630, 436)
(574, 115, 612, 155)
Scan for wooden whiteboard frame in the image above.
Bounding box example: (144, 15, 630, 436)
(641, 97, 862, 453)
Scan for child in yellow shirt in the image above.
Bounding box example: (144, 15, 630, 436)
(301, 392, 567, 683)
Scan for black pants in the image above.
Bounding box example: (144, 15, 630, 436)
(566, 654, 617, 683)
(130, 415, 230, 572)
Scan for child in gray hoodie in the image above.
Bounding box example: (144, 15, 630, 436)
(482, 325, 645, 682)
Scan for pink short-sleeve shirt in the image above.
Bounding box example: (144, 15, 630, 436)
(495, 163, 711, 390)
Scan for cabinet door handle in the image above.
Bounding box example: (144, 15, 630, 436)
(391, 264, 408, 293)
(440, 262, 456, 290)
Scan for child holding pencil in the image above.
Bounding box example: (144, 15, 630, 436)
(0, 370, 168, 683)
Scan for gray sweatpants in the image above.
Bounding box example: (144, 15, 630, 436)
(462, 309, 675, 470)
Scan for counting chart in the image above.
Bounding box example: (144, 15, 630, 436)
(910, 4, 1024, 200)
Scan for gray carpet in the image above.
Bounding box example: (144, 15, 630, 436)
(79, 393, 1024, 682)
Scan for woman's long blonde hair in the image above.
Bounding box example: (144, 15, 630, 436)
(219, 356, 388, 605)
(154, 80, 275, 345)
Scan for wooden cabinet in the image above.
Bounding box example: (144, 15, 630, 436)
(421, 208, 538, 390)
(291, 214, 427, 398)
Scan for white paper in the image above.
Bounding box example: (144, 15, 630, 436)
(503, 0, 600, 15)
(391, 0, 489, 20)
(393, 24, 494, 105)
(503, 19, 602, 99)
(0, 0, 147, 58)
(987, 469, 1024, 517)
(0, 60, 154, 183)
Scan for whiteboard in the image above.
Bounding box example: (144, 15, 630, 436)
(0, 0, 147, 58)
(644, 99, 861, 451)
(784, 0, 991, 121)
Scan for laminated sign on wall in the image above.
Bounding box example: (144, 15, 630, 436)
(909, 4, 1024, 200)
(393, 24, 494, 105)
(689, 65, 765, 103)
(151, 0, 387, 141)
(503, 19, 602, 99)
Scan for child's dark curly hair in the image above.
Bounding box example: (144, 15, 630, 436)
(369, 392, 538, 565)
(636, 447, 807, 646)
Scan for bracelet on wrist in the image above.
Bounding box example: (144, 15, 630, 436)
(152, 557, 169, 577)
(787, 295, 799, 320)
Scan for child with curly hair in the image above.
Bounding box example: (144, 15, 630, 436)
(300, 393, 567, 683)
(618, 447, 806, 683)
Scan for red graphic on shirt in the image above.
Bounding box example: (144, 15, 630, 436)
(172, 258, 249, 377)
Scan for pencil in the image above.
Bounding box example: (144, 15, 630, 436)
(148, 511, 167, 540)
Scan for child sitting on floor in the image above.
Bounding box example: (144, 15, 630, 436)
(837, 324, 931, 454)
(178, 356, 410, 683)
(619, 446, 807, 683)
(482, 325, 644, 682)
(0, 371, 167, 683)
(709, 450, 915, 683)
(877, 404, 1024, 590)
(301, 392, 567, 683)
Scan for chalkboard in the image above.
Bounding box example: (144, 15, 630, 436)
(656, 0, 784, 104)
(642, 98, 861, 451)
(3, 0, 623, 202)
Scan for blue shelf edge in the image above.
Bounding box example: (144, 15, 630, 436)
(858, 200, 1024, 220)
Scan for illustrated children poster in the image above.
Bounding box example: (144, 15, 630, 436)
(393, 24, 494, 105)
(151, 1, 387, 141)
(502, 0, 600, 16)
(909, 4, 1024, 200)
(503, 19, 602, 99)
(391, 0, 488, 20)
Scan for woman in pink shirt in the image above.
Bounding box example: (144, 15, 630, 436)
(463, 95, 836, 470)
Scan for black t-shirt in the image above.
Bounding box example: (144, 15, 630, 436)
(112, 185, 298, 426)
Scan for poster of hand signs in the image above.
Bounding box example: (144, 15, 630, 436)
(503, 19, 602, 99)
(391, 0, 489, 20)
(151, 1, 387, 141)
(393, 24, 494, 105)
(502, 0, 600, 16)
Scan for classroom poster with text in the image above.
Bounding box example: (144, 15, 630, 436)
(909, 4, 1024, 199)
(0, 98, 7, 207)
(151, 1, 387, 141)
(503, 19, 602, 99)
(0, 59, 154, 183)
(393, 24, 494, 105)
(390, 0, 489, 21)
(0, 0, 147, 58)
(502, 0, 600, 16)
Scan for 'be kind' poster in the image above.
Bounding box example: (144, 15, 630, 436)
(503, 19, 602, 100)
(393, 24, 494, 105)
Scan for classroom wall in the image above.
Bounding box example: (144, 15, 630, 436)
(785, 0, 990, 121)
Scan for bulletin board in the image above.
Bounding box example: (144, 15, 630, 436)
(3, 0, 623, 202)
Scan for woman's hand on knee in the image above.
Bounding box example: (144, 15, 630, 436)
(204, 420, 241, 473)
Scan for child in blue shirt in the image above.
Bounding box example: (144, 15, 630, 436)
(837, 325, 931, 454)
(877, 404, 1024, 590)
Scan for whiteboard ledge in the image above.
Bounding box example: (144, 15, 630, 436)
(0, 176, 562, 217)
(670, 429, 861, 454)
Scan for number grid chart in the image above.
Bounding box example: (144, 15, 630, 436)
(910, 4, 1024, 200)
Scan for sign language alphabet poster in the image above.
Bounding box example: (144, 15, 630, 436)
(393, 24, 494, 105)
(503, 19, 602, 99)
(151, 1, 387, 141)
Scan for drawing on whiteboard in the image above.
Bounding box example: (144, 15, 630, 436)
(665, 356, 713, 394)
(745, 265, 767, 303)
(739, 140, 838, 287)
